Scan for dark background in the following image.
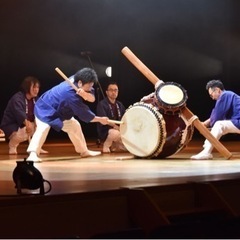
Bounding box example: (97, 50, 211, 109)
(1, 0, 240, 140)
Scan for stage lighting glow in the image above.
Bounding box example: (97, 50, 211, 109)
(105, 66, 112, 77)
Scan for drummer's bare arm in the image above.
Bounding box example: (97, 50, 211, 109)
(202, 118, 211, 128)
(112, 124, 120, 130)
(140, 92, 155, 102)
(77, 88, 95, 102)
(140, 80, 164, 102)
(91, 116, 109, 125)
(106, 122, 120, 130)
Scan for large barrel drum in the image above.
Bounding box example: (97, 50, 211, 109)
(120, 82, 193, 159)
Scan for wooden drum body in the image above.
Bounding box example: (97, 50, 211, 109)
(120, 102, 194, 159)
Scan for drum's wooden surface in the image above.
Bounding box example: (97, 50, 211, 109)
(120, 101, 194, 159)
(120, 103, 166, 158)
(156, 114, 194, 158)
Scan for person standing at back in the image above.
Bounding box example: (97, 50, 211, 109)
(96, 82, 126, 153)
(0, 76, 48, 155)
(191, 79, 240, 160)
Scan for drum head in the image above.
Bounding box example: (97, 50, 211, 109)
(120, 103, 166, 158)
(157, 84, 184, 106)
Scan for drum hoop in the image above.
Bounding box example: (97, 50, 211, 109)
(155, 82, 187, 107)
(121, 102, 167, 158)
(145, 104, 167, 157)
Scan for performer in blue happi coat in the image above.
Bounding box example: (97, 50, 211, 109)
(191, 79, 240, 160)
(0, 76, 48, 155)
(27, 68, 109, 162)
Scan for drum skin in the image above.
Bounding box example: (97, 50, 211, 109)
(120, 103, 166, 158)
(120, 102, 194, 159)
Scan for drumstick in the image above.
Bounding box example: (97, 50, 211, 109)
(107, 119, 124, 125)
(55, 67, 79, 92)
(121, 46, 232, 160)
(122, 47, 161, 84)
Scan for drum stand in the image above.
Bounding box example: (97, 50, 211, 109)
(121, 46, 232, 160)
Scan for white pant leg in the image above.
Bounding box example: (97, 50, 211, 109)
(103, 129, 121, 149)
(9, 127, 28, 147)
(27, 117, 50, 155)
(62, 117, 88, 153)
(203, 120, 240, 153)
(9, 122, 35, 148)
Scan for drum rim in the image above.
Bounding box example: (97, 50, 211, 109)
(155, 81, 188, 107)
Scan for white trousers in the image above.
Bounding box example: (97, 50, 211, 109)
(9, 122, 35, 148)
(27, 117, 88, 155)
(203, 120, 240, 153)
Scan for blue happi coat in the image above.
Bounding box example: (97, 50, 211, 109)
(210, 90, 240, 129)
(34, 81, 95, 131)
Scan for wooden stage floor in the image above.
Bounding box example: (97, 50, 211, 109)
(1, 137, 240, 196)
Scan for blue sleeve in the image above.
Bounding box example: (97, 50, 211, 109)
(73, 102, 95, 123)
(210, 92, 233, 127)
(71, 88, 96, 123)
(0, 92, 27, 137)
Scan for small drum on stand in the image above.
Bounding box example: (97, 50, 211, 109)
(120, 101, 194, 159)
(155, 82, 188, 115)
